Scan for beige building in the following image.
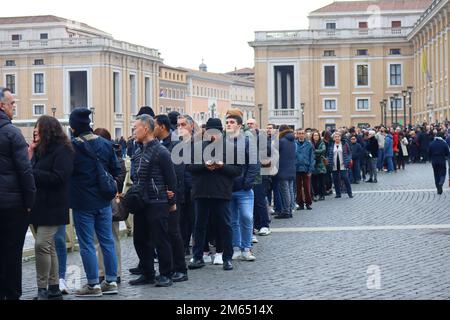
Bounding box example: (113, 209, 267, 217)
(0, 15, 162, 139)
(185, 61, 255, 126)
(158, 65, 188, 115)
(250, 0, 450, 130)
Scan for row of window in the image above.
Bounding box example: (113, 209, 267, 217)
(193, 86, 230, 100)
(4, 59, 45, 67)
(160, 88, 186, 100)
(3, 73, 45, 95)
(323, 48, 401, 57)
(163, 72, 185, 82)
(159, 106, 185, 114)
(10, 33, 48, 41)
(325, 21, 401, 30)
(323, 63, 402, 88)
(322, 97, 403, 112)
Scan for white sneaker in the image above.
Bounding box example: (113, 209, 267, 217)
(213, 253, 223, 265)
(203, 253, 212, 264)
(232, 248, 242, 260)
(59, 278, 69, 295)
(239, 250, 256, 261)
(268, 208, 275, 215)
(252, 235, 259, 243)
(258, 227, 271, 236)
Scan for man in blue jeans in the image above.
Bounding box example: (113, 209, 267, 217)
(384, 131, 395, 173)
(69, 108, 121, 297)
(226, 114, 260, 261)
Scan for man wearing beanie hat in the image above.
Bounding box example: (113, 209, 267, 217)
(187, 118, 241, 271)
(168, 111, 180, 132)
(69, 107, 121, 297)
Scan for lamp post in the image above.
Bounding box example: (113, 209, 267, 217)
(407, 86, 413, 127)
(257, 104, 263, 128)
(90, 107, 95, 126)
(383, 99, 388, 127)
(379, 101, 384, 126)
(51, 106, 56, 118)
(402, 90, 407, 128)
(390, 96, 394, 127)
(300, 103, 305, 128)
(393, 93, 399, 127)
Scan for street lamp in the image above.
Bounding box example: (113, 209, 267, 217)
(407, 86, 413, 127)
(393, 93, 399, 127)
(90, 107, 95, 126)
(300, 103, 305, 128)
(51, 106, 56, 118)
(379, 101, 384, 126)
(383, 99, 388, 127)
(390, 96, 394, 127)
(257, 104, 263, 128)
(402, 90, 408, 128)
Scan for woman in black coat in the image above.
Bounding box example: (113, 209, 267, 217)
(28, 115, 74, 300)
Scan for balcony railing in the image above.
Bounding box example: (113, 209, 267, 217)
(254, 27, 413, 42)
(269, 109, 300, 118)
(0, 37, 161, 59)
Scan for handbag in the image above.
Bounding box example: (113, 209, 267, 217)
(122, 144, 161, 214)
(80, 136, 117, 201)
(112, 194, 129, 221)
(321, 156, 329, 167)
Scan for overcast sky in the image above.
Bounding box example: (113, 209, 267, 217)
(6, 0, 338, 73)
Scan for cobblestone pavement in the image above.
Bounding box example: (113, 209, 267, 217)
(21, 163, 450, 300)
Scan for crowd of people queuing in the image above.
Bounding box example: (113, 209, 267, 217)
(0, 85, 449, 300)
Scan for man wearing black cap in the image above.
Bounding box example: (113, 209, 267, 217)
(69, 107, 121, 297)
(187, 118, 242, 271)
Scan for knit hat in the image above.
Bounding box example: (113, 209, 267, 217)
(205, 118, 223, 131)
(136, 106, 155, 117)
(69, 108, 92, 135)
(168, 111, 180, 130)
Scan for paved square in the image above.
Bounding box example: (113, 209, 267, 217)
(21, 163, 450, 300)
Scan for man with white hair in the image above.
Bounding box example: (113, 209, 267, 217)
(365, 130, 379, 183)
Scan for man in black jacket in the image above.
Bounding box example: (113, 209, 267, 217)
(0, 87, 36, 300)
(129, 114, 177, 287)
(154, 114, 188, 283)
(187, 118, 242, 271)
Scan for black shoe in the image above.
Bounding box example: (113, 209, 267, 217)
(172, 272, 188, 283)
(47, 285, 63, 300)
(188, 259, 206, 270)
(318, 196, 325, 201)
(335, 195, 342, 199)
(297, 205, 305, 210)
(365, 179, 373, 183)
(437, 185, 443, 195)
(129, 275, 155, 286)
(116, 277, 121, 284)
(313, 197, 318, 202)
(129, 267, 143, 275)
(354, 181, 359, 184)
(33, 288, 48, 300)
(306, 205, 312, 210)
(155, 276, 173, 287)
(349, 194, 354, 198)
(374, 179, 378, 183)
(275, 214, 292, 219)
(223, 261, 233, 271)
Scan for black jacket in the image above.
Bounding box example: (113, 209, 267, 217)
(113, 144, 127, 193)
(31, 144, 74, 226)
(0, 110, 36, 210)
(187, 139, 242, 200)
(366, 137, 379, 158)
(133, 139, 177, 206)
(160, 134, 186, 204)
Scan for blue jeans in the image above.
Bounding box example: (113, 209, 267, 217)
(231, 190, 254, 251)
(332, 170, 352, 197)
(253, 182, 270, 230)
(385, 156, 394, 172)
(377, 149, 385, 170)
(73, 206, 117, 285)
(279, 179, 294, 215)
(54, 225, 67, 279)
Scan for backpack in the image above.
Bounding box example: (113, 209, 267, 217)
(79, 136, 118, 201)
